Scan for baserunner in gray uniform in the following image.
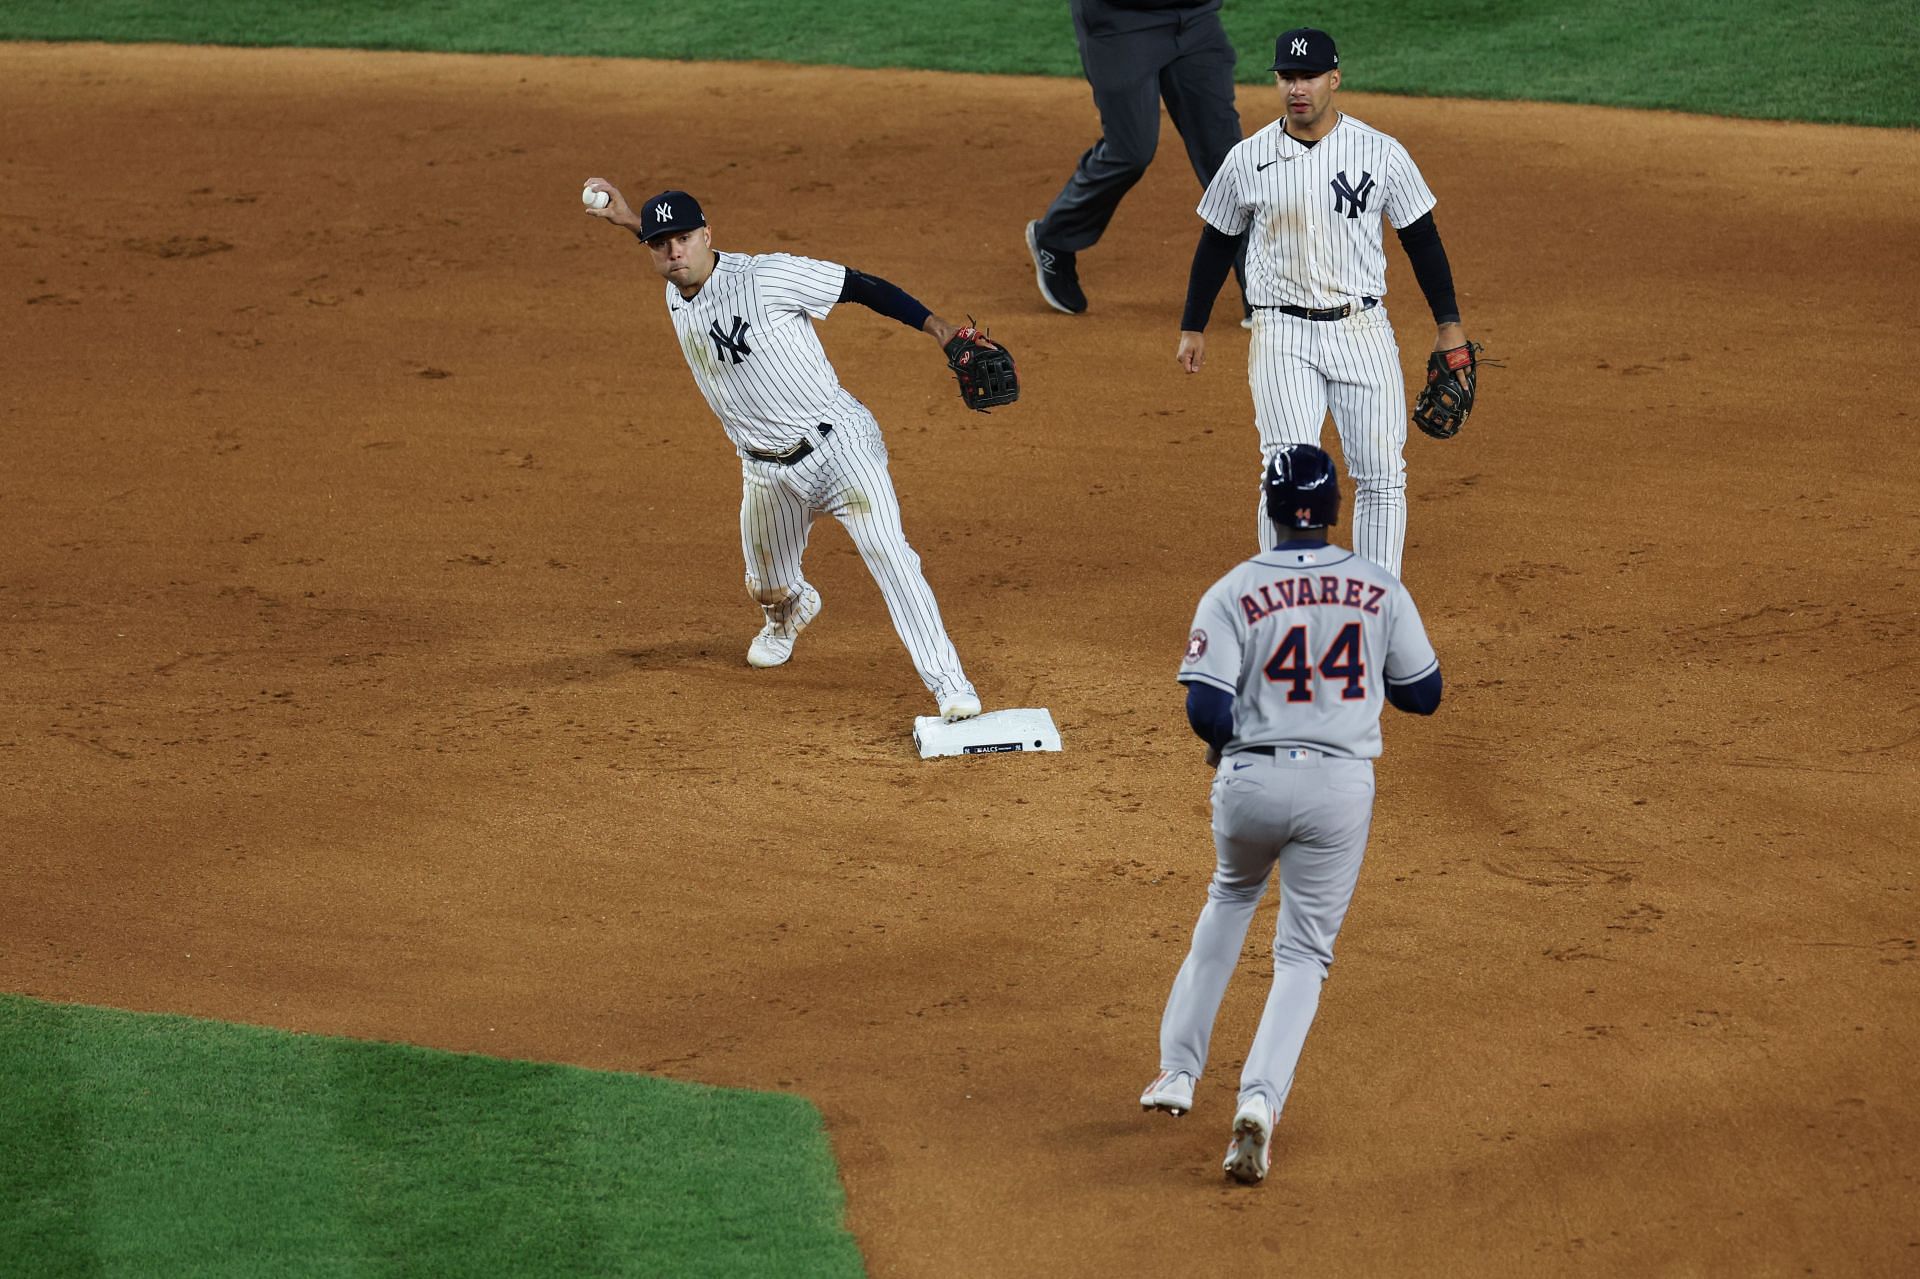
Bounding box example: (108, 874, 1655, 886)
(1138, 443, 1442, 1184)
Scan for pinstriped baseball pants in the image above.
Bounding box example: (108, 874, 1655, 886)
(1248, 305, 1409, 577)
(738, 413, 974, 703)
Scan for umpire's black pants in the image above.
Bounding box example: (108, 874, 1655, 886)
(1035, 7, 1243, 254)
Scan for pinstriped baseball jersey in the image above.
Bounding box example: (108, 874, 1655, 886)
(652, 243, 976, 708)
(1197, 115, 1435, 310)
(665, 252, 860, 457)
(1177, 542, 1436, 759)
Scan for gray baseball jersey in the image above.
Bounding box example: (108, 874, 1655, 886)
(1177, 541, 1437, 758)
(1149, 540, 1441, 1141)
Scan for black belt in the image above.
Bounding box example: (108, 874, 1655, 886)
(744, 423, 832, 465)
(1233, 745, 1322, 757)
(1258, 297, 1378, 322)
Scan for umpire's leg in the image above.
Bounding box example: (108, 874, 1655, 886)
(1035, 23, 1174, 252)
(1157, 13, 1248, 309)
(1157, 14, 1241, 194)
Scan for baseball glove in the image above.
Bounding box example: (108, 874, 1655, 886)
(944, 322, 1018, 412)
(1411, 342, 1481, 440)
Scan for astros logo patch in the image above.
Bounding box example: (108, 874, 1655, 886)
(1185, 629, 1208, 662)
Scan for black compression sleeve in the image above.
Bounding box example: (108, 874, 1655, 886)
(1181, 225, 1242, 332)
(838, 267, 932, 331)
(1395, 213, 1460, 325)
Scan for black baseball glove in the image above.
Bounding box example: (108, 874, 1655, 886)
(944, 322, 1018, 412)
(1411, 342, 1480, 440)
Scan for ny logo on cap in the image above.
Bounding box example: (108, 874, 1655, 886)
(654, 202, 674, 222)
(1291, 37, 1308, 57)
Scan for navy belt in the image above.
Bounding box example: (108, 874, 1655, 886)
(1234, 745, 1323, 758)
(1259, 297, 1378, 322)
(745, 423, 832, 464)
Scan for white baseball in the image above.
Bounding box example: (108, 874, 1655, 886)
(582, 187, 610, 210)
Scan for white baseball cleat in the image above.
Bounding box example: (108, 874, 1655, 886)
(746, 586, 821, 668)
(1139, 1069, 1196, 1117)
(1222, 1094, 1276, 1184)
(938, 692, 982, 722)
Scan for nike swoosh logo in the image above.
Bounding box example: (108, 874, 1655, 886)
(1232, 760, 1254, 771)
(1256, 160, 1279, 171)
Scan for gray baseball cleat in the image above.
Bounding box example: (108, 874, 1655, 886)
(1139, 1069, 1196, 1117)
(747, 585, 821, 668)
(1222, 1094, 1277, 1184)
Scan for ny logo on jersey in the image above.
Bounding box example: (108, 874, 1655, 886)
(654, 202, 675, 223)
(708, 315, 752, 365)
(1290, 37, 1308, 57)
(1330, 169, 1376, 219)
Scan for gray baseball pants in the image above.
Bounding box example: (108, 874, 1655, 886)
(1155, 748, 1375, 1115)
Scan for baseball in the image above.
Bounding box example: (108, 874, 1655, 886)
(582, 186, 610, 210)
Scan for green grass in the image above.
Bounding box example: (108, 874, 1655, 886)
(1, 0, 1915, 126)
(0, 994, 864, 1277)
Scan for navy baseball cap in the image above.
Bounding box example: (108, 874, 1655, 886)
(638, 190, 707, 242)
(1271, 28, 1339, 74)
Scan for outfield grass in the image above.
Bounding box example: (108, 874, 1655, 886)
(1, 0, 1915, 126)
(0, 995, 863, 1277)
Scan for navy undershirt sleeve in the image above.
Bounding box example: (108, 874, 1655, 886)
(1181, 225, 1243, 332)
(839, 268, 932, 331)
(1386, 667, 1443, 715)
(1184, 683, 1236, 749)
(1394, 213, 1460, 325)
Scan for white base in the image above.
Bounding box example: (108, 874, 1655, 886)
(913, 707, 1062, 760)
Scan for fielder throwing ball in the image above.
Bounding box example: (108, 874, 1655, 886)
(1138, 444, 1442, 1184)
(1174, 28, 1480, 578)
(584, 180, 1012, 722)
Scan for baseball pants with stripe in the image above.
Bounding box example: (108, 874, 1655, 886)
(738, 412, 974, 703)
(1249, 305, 1409, 577)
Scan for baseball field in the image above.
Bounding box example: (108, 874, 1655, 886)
(3, 2, 1917, 1275)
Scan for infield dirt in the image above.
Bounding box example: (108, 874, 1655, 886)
(4, 42, 1916, 1276)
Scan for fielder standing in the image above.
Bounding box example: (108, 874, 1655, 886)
(1175, 28, 1476, 578)
(1138, 444, 1441, 1184)
(583, 180, 982, 722)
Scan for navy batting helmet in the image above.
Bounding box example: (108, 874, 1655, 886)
(1264, 444, 1341, 529)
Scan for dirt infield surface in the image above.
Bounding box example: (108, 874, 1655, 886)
(5, 41, 1917, 1276)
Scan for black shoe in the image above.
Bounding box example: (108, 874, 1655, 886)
(1026, 220, 1087, 315)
